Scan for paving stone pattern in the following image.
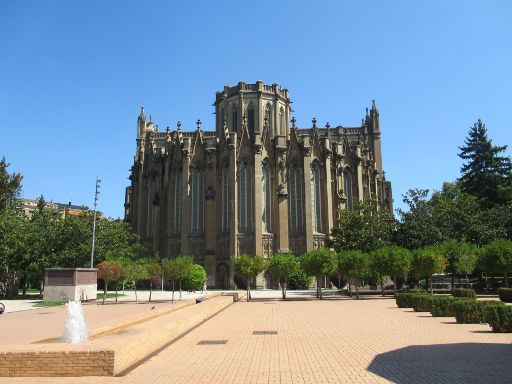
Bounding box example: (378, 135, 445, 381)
(4, 297, 512, 384)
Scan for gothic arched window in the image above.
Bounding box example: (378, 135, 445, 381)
(289, 164, 304, 234)
(232, 106, 238, 132)
(147, 178, 154, 237)
(311, 163, 322, 233)
(247, 105, 255, 138)
(265, 105, 272, 136)
(190, 168, 204, 236)
(279, 107, 285, 136)
(174, 171, 182, 234)
(344, 168, 353, 211)
(238, 162, 252, 233)
(222, 167, 230, 233)
(262, 161, 271, 233)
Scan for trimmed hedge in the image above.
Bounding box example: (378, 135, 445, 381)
(497, 288, 512, 303)
(453, 288, 476, 299)
(483, 303, 512, 332)
(395, 292, 429, 308)
(412, 294, 433, 312)
(431, 296, 456, 317)
(408, 289, 428, 294)
(451, 300, 496, 324)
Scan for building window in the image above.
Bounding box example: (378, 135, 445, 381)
(311, 163, 322, 233)
(289, 164, 304, 234)
(279, 108, 284, 136)
(147, 178, 154, 237)
(238, 162, 252, 233)
(265, 105, 272, 136)
(232, 106, 238, 132)
(344, 169, 353, 211)
(191, 168, 204, 236)
(174, 171, 182, 234)
(262, 161, 271, 233)
(247, 106, 255, 137)
(222, 167, 230, 233)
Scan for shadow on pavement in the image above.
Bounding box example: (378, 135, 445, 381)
(367, 343, 512, 384)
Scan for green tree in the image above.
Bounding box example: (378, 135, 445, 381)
(371, 245, 412, 295)
(267, 253, 301, 300)
(437, 240, 478, 291)
(174, 256, 194, 300)
(233, 254, 266, 301)
(412, 247, 447, 293)
(182, 264, 207, 292)
(141, 256, 163, 302)
(301, 248, 336, 300)
(331, 199, 395, 253)
(124, 259, 149, 304)
(97, 261, 123, 304)
(480, 239, 512, 288)
(162, 258, 179, 302)
(336, 250, 370, 299)
(0, 157, 23, 298)
(458, 119, 512, 206)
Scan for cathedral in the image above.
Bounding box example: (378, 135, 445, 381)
(125, 81, 393, 289)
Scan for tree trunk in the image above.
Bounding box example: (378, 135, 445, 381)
(172, 281, 175, 303)
(380, 275, 385, 297)
(102, 281, 107, 305)
(149, 281, 153, 302)
(505, 272, 510, 288)
(451, 274, 455, 292)
(179, 280, 182, 300)
(393, 275, 397, 295)
(39, 270, 44, 297)
(318, 277, 323, 300)
(134, 280, 138, 304)
(348, 279, 352, 297)
(355, 277, 359, 299)
(429, 274, 433, 294)
(115, 281, 118, 303)
(122, 281, 125, 295)
(22, 272, 27, 296)
(246, 279, 250, 302)
(281, 281, 286, 300)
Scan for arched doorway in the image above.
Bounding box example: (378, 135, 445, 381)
(216, 264, 230, 290)
(263, 270, 278, 290)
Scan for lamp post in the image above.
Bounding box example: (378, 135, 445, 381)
(90, 177, 101, 268)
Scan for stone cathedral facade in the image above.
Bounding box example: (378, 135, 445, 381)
(125, 81, 392, 289)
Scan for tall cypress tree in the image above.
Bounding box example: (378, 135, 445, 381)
(458, 119, 512, 206)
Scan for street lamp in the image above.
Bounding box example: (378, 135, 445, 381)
(90, 177, 101, 268)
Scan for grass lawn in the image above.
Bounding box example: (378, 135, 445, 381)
(97, 293, 126, 300)
(33, 300, 66, 308)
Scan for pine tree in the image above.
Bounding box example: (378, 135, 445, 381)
(458, 119, 512, 206)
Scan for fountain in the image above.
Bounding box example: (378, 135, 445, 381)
(63, 300, 88, 344)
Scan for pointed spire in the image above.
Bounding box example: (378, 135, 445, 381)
(291, 116, 296, 129)
(139, 106, 146, 120)
(312, 117, 317, 128)
(149, 114, 152, 123)
(372, 99, 377, 111)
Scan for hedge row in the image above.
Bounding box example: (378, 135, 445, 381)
(497, 288, 512, 303)
(395, 292, 512, 332)
(453, 288, 476, 299)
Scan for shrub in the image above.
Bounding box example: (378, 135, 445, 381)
(497, 288, 512, 303)
(395, 293, 413, 308)
(451, 300, 497, 324)
(453, 288, 476, 299)
(483, 303, 512, 332)
(408, 288, 427, 294)
(412, 294, 433, 312)
(395, 291, 429, 308)
(431, 296, 456, 317)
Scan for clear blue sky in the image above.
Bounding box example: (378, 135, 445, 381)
(1, 1, 510, 218)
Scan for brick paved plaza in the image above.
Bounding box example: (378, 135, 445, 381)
(3, 295, 511, 384)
